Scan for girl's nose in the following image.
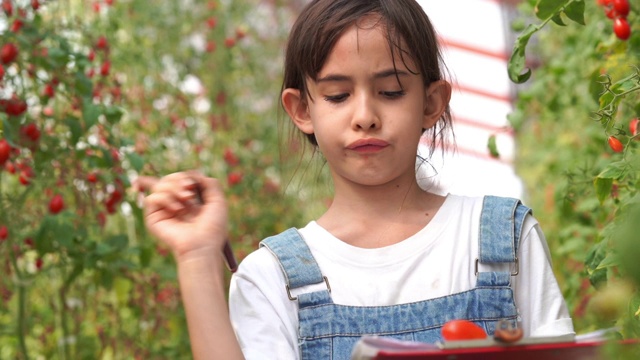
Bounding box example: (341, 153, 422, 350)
(351, 93, 381, 131)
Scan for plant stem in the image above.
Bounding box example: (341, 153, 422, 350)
(17, 284, 29, 360)
(59, 283, 72, 360)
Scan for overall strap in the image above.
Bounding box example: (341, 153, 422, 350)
(476, 195, 532, 286)
(259, 228, 332, 307)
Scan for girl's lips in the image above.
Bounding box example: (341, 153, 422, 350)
(347, 138, 389, 152)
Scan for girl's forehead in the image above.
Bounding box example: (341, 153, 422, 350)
(319, 20, 413, 74)
(353, 13, 385, 29)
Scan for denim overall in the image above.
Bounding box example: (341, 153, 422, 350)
(260, 196, 531, 359)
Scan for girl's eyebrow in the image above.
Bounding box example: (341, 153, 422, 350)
(316, 69, 409, 83)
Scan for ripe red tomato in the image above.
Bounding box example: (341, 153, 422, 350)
(224, 147, 240, 166)
(19, 173, 30, 185)
(49, 194, 65, 214)
(105, 188, 123, 209)
(2, 96, 28, 116)
(608, 136, 624, 153)
(0, 64, 4, 80)
(0, 43, 19, 64)
(227, 172, 243, 186)
(0, 225, 7, 241)
(96, 36, 108, 50)
(21, 123, 40, 142)
(630, 118, 639, 137)
(100, 61, 110, 76)
(441, 320, 487, 341)
(24, 238, 34, 247)
(32, 0, 40, 10)
(43, 83, 55, 98)
(2, 0, 13, 16)
(613, 18, 631, 40)
(0, 139, 11, 165)
(613, 0, 630, 17)
(10, 18, 24, 33)
(224, 37, 236, 48)
(87, 172, 99, 183)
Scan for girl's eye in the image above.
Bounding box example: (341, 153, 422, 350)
(324, 94, 349, 103)
(381, 90, 405, 99)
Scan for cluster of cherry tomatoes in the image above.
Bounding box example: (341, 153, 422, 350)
(597, 0, 633, 40)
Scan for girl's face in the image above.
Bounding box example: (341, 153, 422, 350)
(284, 17, 449, 189)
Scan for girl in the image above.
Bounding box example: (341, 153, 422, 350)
(142, 0, 575, 359)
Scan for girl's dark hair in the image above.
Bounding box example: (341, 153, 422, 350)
(281, 0, 453, 157)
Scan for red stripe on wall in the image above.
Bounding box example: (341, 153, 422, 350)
(454, 83, 514, 103)
(420, 140, 513, 164)
(440, 38, 510, 61)
(453, 115, 515, 135)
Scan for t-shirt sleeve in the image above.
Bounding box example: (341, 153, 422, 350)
(228, 248, 300, 360)
(512, 215, 576, 337)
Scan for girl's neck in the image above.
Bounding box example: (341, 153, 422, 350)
(316, 177, 445, 248)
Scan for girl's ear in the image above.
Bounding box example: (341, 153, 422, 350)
(282, 88, 314, 135)
(422, 80, 452, 129)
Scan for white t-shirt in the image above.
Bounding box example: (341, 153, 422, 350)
(229, 194, 575, 359)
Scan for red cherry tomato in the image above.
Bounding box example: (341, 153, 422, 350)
(441, 320, 487, 341)
(49, 194, 65, 214)
(0, 139, 11, 165)
(608, 136, 624, 153)
(629, 118, 639, 137)
(613, 18, 631, 40)
(613, 0, 630, 17)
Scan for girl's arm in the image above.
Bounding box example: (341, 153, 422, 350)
(140, 172, 244, 360)
(177, 249, 244, 359)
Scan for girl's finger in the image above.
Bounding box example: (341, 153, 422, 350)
(144, 191, 186, 220)
(134, 175, 160, 192)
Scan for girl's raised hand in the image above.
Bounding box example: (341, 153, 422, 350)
(141, 171, 229, 264)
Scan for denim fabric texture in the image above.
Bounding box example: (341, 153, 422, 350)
(259, 195, 530, 360)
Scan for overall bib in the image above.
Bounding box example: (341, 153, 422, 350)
(260, 196, 531, 359)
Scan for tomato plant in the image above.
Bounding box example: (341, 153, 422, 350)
(0, 1, 311, 358)
(509, 0, 640, 344)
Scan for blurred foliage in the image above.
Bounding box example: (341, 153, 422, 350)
(508, 0, 640, 344)
(0, 0, 330, 358)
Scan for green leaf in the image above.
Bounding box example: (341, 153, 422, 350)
(597, 161, 628, 180)
(63, 262, 85, 289)
(74, 72, 93, 97)
(82, 99, 101, 130)
(564, 0, 586, 25)
(114, 277, 132, 305)
(535, 0, 569, 20)
(46, 47, 68, 68)
(104, 106, 125, 124)
(596, 252, 619, 270)
(589, 69, 604, 103)
(139, 246, 153, 268)
(550, 14, 566, 26)
(64, 116, 83, 145)
(95, 269, 115, 289)
(594, 176, 613, 204)
(126, 152, 145, 172)
(487, 135, 500, 158)
(508, 24, 537, 84)
(107, 235, 129, 250)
